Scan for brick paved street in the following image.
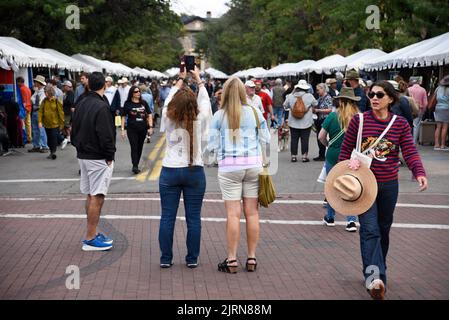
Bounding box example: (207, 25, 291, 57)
(1, 131, 448, 300)
(0, 193, 448, 300)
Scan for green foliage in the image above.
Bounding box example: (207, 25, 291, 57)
(0, 0, 183, 71)
(196, 0, 449, 74)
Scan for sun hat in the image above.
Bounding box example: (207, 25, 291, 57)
(33, 75, 47, 86)
(62, 80, 73, 87)
(326, 78, 337, 85)
(344, 68, 360, 80)
(294, 79, 310, 90)
(333, 87, 361, 101)
(324, 160, 378, 215)
(387, 80, 400, 91)
(245, 80, 256, 88)
(117, 79, 124, 84)
(105, 76, 113, 82)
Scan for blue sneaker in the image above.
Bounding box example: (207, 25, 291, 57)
(82, 235, 113, 251)
(96, 233, 113, 245)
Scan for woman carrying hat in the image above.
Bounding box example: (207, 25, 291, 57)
(318, 87, 360, 232)
(335, 80, 428, 299)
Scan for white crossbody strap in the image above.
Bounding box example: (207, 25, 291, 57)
(356, 113, 364, 152)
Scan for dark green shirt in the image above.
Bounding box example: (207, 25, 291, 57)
(322, 112, 344, 166)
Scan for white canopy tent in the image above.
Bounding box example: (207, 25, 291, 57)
(331, 49, 386, 72)
(149, 70, 166, 79)
(263, 60, 316, 77)
(204, 67, 229, 79)
(71, 54, 106, 73)
(0, 37, 58, 68)
(133, 67, 150, 77)
(164, 67, 180, 77)
(39, 48, 92, 72)
(303, 54, 346, 75)
(363, 32, 449, 71)
(232, 67, 267, 78)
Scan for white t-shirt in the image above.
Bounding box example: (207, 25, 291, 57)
(160, 86, 212, 168)
(246, 94, 264, 114)
(104, 85, 117, 106)
(118, 85, 130, 107)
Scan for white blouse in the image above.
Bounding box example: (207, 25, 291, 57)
(160, 85, 212, 168)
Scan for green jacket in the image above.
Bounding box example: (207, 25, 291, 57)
(38, 97, 64, 129)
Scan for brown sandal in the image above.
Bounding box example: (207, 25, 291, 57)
(218, 259, 238, 273)
(246, 257, 257, 272)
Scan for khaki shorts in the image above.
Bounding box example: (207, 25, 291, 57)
(79, 159, 114, 196)
(218, 167, 262, 201)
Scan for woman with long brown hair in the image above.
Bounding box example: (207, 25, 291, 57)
(318, 87, 360, 231)
(158, 66, 212, 268)
(207, 77, 270, 273)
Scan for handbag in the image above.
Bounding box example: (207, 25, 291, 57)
(250, 106, 276, 207)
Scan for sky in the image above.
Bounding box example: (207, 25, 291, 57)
(170, 0, 230, 18)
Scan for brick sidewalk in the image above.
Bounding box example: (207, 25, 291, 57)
(0, 194, 448, 300)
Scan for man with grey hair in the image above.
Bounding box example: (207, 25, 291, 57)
(271, 78, 285, 128)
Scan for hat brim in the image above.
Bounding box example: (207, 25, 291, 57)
(295, 85, 310, 90)
(33, 79, 46, 86)
(440, 77, 449, 86)
(324, 160, 378, 215)
(334, 95, 361, 102)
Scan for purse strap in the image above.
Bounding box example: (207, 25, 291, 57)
(328, 129, 344, 147)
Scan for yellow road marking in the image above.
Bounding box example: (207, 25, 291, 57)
(149, 159, 163, 181)
(136, 135, 165, 182)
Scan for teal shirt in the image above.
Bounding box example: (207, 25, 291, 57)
(322, 112, 344, 166)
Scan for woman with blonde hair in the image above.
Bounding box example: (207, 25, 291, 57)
(208, 77, 270, 273)
(318, 87, 360, 231)
(158, 66, 212, 269)
(38, 84, 64, 160)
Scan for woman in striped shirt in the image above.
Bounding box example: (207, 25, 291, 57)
(339, 81, 428, 300)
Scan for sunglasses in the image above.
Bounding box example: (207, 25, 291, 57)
(368, 91, 386, 99)
(133, 90, 140, 93)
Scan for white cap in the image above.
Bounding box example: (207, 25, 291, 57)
(117, 79, 124, 84)
(245, 80, 256, 88)
(62, 80, 72, 87)
(105, 76, 113, 82)
(121, 77, 129, 83)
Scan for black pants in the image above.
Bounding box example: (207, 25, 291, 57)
(290, 127, 311, 156)
(127, 126, 147, 167)
(314, 118, 326, 158)
(45, 128, 59, 154)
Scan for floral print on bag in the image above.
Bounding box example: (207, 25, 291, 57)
(361, 136, 396, 160)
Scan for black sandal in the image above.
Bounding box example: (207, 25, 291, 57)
(246, 258, 257, 272)
(218, 259, 238, 273)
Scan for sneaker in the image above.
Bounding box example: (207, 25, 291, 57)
(186, 262, 198, 268)
(82, 235, 113, 251)
(345, 221, 357, 232)
(39, 148, 49, 153)
(160, 262, 174, 268)
(61, 138, 68, 149)
(368, 279, 385, 300)
(28, 147, 40, 153)
(323, 216, 335, 227)
(96, 233, 113, 245)
(146, 135, 151, 143)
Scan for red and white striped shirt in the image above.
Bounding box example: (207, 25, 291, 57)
(339, 111, 426, 182)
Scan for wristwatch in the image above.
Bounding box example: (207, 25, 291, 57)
(176, 76, 185, 82)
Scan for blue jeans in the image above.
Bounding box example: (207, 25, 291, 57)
(359, 180, 398, 285)
(325, 161, 357, 222)
(273, 106, 284, 128)
(158, 166, 206, 264)
(31, 111, 48, 148)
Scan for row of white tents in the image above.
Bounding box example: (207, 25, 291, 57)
(229, 31, 449, 79)
(0, 36, 168, 79)
(2, 31, 448, 81)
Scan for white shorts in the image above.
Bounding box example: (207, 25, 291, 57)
(218, 167, 262, 201)
(79, 159, 114, 196)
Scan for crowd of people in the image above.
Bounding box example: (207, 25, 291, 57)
(1, 65, 448, 300)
